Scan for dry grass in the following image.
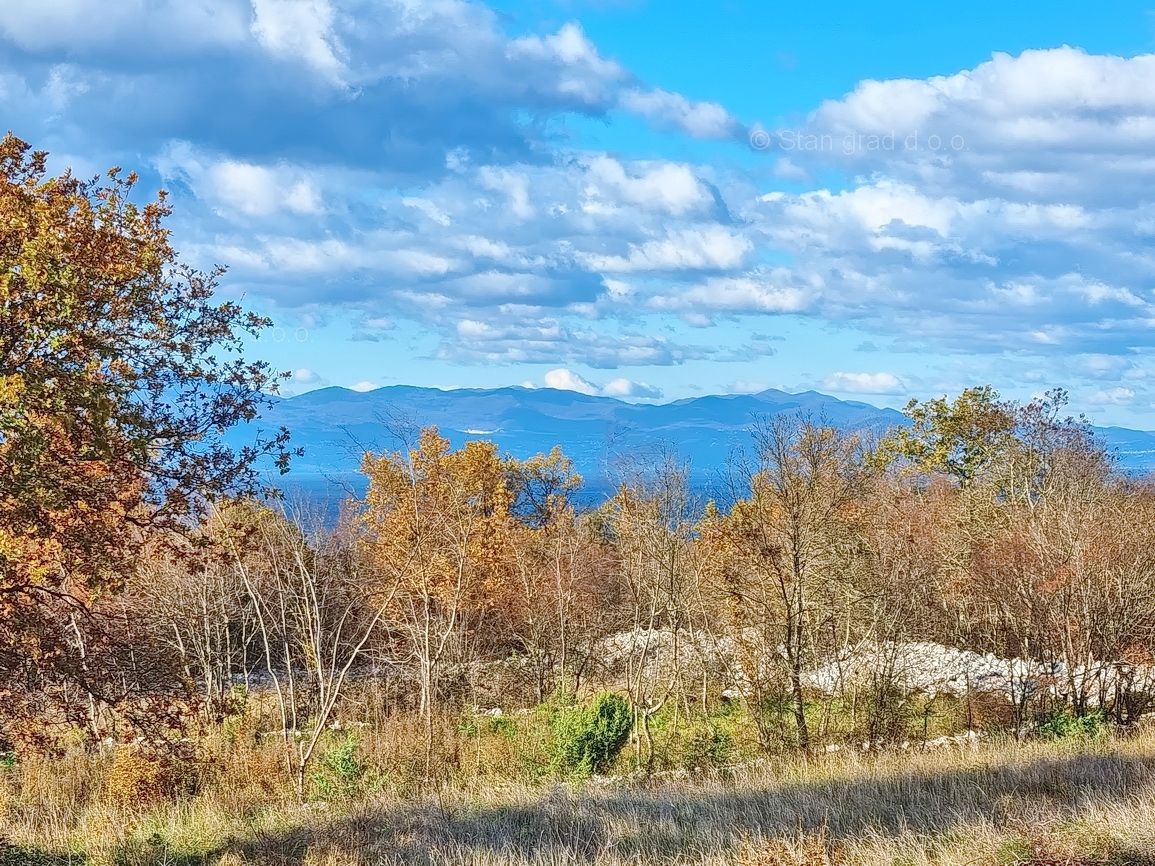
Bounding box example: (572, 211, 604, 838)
(4, 726, 1155, 866)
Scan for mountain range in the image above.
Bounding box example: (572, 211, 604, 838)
(227, 385, 1155, 505)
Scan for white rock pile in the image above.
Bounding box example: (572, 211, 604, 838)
(591, 629, 1155, 703)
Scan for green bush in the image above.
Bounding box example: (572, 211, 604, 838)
(1036, 708, 1107, 741)
(682, 721, 734, 771)
(309, 735, 364, 800)
(549, 692, 633, 776)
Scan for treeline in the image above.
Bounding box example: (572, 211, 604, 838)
(12, 385, 1155, 776)
(5, 135, 1155, 782)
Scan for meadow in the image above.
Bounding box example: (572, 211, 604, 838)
(4, 697, 1155, 866)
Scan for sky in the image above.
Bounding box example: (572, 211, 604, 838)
(4, 0, 1155, 424)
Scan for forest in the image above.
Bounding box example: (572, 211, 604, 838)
(6, 133, 1155, 865)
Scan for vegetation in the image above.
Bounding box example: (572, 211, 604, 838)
(7, 136, 1155, 863)
(0, 133, 294, 748)
(2, 724, 1155, 865)
(549, 691, 633, 776)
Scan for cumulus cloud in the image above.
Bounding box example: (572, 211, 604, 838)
(0, 2, 731, 174)
(823, 372, 906, 395)
(251, 0, 345, 81)
(445, 319, 705, 368)
(0, 0, 250, 53)
(762, 48, 1155, 229)
(349, 380, 379, 392)
(157, 142, 324, 218)
(506, 21, 626, 105)
(618, 87, 741, 139)
(478, 167, 535, 220)
(544, 368, 599, 395)
(583, 226, 751, 273)
(544, 368, 662, 400)
(9, 5, 1155, 405)
(583, 155, 713, 216)
(729, 48, 1155, 362)
(601, 377, 663, 399)
(649, 274, 815, 314)
(1088, 386, 1138, 406)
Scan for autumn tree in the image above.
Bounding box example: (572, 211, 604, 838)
(501, 448, 611, 701)
(210, 501, 388, 794)
(0, 134, 293, 735)
(597, 450, 701, 769)
(360, 428, 519, 772)
(701, 417, 869, 752)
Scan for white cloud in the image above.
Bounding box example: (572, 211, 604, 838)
(544, 368, 662, 400)
(798, 47, 1155, 207)
(823, 372, 906, 395)
(650, 274, 815, 314)
(444, 319, 699, 367)
(479, 167, 535, 220)
(210, 161, 322, 216)
(349, 381, 379, 392)
(583, 155, 712, 216)
(601, 377, 662, 399)
(293, 367, 320, 383)
(618, 87, 740, 139)
(544, 368, 598, 395)
(732, 47, 1155, 357)
(584, 226, 751, 273)
(157, 143, 324, 218)
(1088, 386, 1137, 405)
(506, 22, 625, 104)
(250, 0, 346, 81)
(0, 0, 250, 52)
(402, 197, 452, 226)
(16, 9, 1155, 403)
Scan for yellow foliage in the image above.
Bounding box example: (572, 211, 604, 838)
(105, 746, 193, 807)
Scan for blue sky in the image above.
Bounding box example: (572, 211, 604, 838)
(4, 0, 1155, 423)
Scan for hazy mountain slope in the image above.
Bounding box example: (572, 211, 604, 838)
(228, 386, 1155, 503)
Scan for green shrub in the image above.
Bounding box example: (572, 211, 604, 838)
(549, 692, 633, 776)
(682, 722, 734, 771)
(309, 735, 364, 800)
(1036, 708, 1107, 740)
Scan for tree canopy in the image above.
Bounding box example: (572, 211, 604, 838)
(0, 133, 293, 717)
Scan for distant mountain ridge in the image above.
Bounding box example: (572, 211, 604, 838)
(227, 385, 1155, 503)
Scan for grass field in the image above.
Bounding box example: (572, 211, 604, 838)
(4, 725, 1155, 866)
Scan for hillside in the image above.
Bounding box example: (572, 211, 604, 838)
(232, 385, 1155, 500)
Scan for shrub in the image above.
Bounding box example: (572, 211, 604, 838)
(309, 735, 365, 800)
(683, 721, 735, 771)
(1036, 708, 1107, 741)
(549, 692, 633, 776)
(106, 745, 196, 806)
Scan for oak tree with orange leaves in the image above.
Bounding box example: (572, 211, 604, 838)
(0, 134, 294, 740)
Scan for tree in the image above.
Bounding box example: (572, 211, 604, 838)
(0, 134, 294, 732)
(214, 502, 389, 796)
(502, 448, 603, 702)
(360, 428, 518, 773)
(877, 386, 1017, 485)
(599, 450, 700, 770)
(701, 417, 868, 752)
